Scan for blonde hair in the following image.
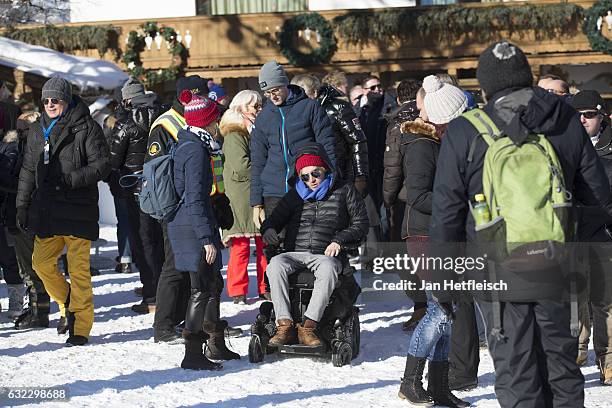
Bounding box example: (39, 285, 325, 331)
(322, 71, 348, 90)
(290, 74, 321, 98)
(220, 90, 262, 137)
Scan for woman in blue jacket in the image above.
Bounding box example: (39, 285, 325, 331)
(168, 92, 239, 370)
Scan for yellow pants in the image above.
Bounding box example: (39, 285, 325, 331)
(32, 235, 93, 338)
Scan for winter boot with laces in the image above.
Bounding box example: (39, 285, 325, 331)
(268, 319, 297, 347)
(398, 355, 434, 406)
(427, 360, 470, 407)
(6, 284, 25, 319)
(297, 319, 322, 347)
(180, 330, 222, 371)
(203, 320, 240, 360)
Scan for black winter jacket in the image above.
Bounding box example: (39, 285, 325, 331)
(145, 99, 184, 163)
(317, 85, 368, 181)
(383, 101, 419, 208)
(0, 131, 19, 229)
(261, 143, 368, 256)
(16, 97, 111, 241)
(250, 85, 336, 206)
(110, 93, 161, 191)
(399, 119, 440, 238)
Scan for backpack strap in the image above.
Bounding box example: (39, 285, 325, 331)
(461, 109, 500, 162)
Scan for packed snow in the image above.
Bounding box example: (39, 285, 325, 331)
(0, 36, 127, 92)
(0, 225, 608, 407)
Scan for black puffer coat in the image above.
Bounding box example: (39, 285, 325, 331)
(317, 85, 368, 181)
(16, 96, 110, 241)
(383, 101, 419, 208)
(399, 119, 440, 238)
(261, 143, 369, 255)
(110, 93, 161, 190)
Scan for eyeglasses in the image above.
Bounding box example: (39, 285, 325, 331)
(252, 103, 262, 111)
(43, 98, 61, 106)
(368, 84, 382, 91)
(300, 169, 324, 182)
(263, 88, 283, 98)
(580, 111, 601, 119)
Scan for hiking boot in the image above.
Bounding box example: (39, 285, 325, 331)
(115, 263, 132, 274)
(402, 307, 427, 332)
(233, 295, 247, 305)
(181, 330, 222, 371)
(297, 319, 322, 347)
(203, 320, 240, 361)
(268, 319, 296, 347)
(6, 284, 25, 319)
(57, 316, 68, 335)
(398, 355, 434, 406)
(154, 328, 183, 343)
(66, 335, 88, 346)
(576, 349, 588, 366)
(427, 361, 470, 407)
(131, 300, 156, 314)
(14, 309, 49, 330)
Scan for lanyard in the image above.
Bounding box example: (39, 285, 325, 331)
(42, 118, 59, 143)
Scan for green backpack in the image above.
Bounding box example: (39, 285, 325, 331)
(463, 108, 574, 261)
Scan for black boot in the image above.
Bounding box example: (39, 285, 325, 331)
(57, 288, 72, 335)
(204, 296, 242, 337)
(427, 361, 470, 408)
(203, 320, 240, 360)
(398, 355, 434, 406)
(180, 330, 222, 370)
(14, 308, 49, 330)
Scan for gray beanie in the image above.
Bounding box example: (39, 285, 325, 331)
(121, 76, 145, 100)
(423, 75, 468, 125)
(259, 60, 289, 91)
(42, 76, 72, 102)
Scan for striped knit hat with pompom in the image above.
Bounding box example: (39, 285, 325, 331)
(180, 90, 220, 128)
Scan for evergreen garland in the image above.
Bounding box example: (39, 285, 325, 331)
(584, 0, 612, 55)
(333, 3, 583, 46)
(121, 21, 186, 87)
(279, 12, 337, 67)
(3, 25, 121, 57)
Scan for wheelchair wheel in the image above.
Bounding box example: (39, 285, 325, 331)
(331, 341, 352, 367)
(351, 310, 360, 360)
(248, 334, 265, 363)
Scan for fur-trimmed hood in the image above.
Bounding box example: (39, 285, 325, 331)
(400, 118, 438, 140)
(2, 130, 18, 143)
(219, 122, 249, 139)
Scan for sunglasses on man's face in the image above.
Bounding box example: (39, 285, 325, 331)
(42, 98, 61, 106)
(368, 84, 381, 91)
(300, 169, 324, 183)
(581, 111, 601, 119)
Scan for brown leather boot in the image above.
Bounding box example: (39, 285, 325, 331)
(297, 319, 322, 347)
(268, 319, 296, 347)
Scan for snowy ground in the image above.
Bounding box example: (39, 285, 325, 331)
(0, 225, 608, 407)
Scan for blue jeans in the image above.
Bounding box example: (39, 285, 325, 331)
(114, 196, 131, 263)
(408, 292, 452, 361)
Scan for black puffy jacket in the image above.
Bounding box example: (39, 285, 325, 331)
(399, 119, 440, 238)
(110, 93, 161, 184)
(261, 143, 368, 255)
(383, 101, 419, 208)
(16, 96, 111, 241)
(317, 85, 368, 182)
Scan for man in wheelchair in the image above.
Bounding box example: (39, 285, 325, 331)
(260, 143, 368, 348)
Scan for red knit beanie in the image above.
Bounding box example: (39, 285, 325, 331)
(180, 90, 220, 128)
(296, 154, 328, 173)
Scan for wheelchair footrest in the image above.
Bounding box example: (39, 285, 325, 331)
(277, 344, 327, 355)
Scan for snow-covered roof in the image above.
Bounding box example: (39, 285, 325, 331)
(0, 36, 128, 91)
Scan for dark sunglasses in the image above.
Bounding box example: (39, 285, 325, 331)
(581, 111, 601, 119)
(300, 169, 324, 182)
(368, 84, 382, 91)
(42, 98, 61, 106)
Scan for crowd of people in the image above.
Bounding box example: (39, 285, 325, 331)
(0, 39, 611, 407)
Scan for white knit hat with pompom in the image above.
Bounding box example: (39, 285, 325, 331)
(422, 75, 468, 125)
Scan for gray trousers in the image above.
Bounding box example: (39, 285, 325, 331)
(267, 251, 341, 323)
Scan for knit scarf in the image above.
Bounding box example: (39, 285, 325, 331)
(296, 174, 332, 201)
(186, 125, 222, 155)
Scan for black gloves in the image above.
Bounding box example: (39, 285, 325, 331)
(211, 194, 234, 230)
(16, 207, 28, 232)
(353, 176, 368, 198)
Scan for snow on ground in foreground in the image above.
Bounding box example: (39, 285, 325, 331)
(0, 226, 608, 407)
